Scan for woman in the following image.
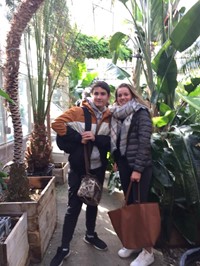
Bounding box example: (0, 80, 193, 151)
(110, 83, 154, 266)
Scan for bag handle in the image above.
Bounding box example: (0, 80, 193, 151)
(82, 107, 101, 174)
(82, 107, 91, 131)
(84, 143, 92, 174)
(81, 107, 92, 174)
(125, 181, 141, 205)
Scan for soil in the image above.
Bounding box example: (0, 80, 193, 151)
(0, 188, 42, 202)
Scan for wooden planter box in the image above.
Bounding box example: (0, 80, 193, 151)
(0, 176, 57, 263)
(52, 162, 69, 184)
(0, 213, 29, 266)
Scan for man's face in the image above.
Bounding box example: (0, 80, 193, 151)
(91, 87, 110, 111)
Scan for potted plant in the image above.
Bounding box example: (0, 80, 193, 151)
(0, 174, 56, 262)
(23, 0, 76, 176)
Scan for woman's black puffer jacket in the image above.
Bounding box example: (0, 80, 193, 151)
(126, 108, 152, 173)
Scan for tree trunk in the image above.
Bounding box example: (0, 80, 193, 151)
(25, 123, 52, 173)
(4, 0, 45, 201)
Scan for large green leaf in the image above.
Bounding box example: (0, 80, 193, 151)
(151, 133, 177, 187)
(105, 62, 131, 80)
(109, 32, 131, 64)
(80, 72, 98, 88)
(109, 32, 126, 52)
(152, 110, 176, 128)
(177, 94, 200, 111)
(170, 1, 200, 52)
(151, 126, 200, 244)
(152, 40, 171, 73)
(0, 88, 14, 103)
(118, 0, 129, 5)
(152, 41, 178, 107)
(173, 203, 200, 244)
(151, 1, 200, 108)
(168, 126, 200, 205)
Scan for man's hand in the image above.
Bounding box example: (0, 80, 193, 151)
(81, 131, 95, 144)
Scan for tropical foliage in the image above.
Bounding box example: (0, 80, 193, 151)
(67, 33, 132, 102)
(151, 124, 200, 245)
(23, 0, 73, 173)
(74, 33, 132, 61)
(109, 0, 200, 111)
(2, 1, 200, 246)
(107, 0, 200, 246)
(23, 0, 133, 172)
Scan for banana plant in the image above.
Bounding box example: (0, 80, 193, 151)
(152, 77, 200, 129)
(108, 0, 200, 112)
(152, 1, 200, 108)
(177, 77, 200, 113)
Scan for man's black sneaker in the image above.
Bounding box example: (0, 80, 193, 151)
(83, 232, 108, 251)
(50, 247, 70, 266)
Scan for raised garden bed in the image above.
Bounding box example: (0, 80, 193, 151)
(0, 213, 29, 266)
(0, 176, 57, 263)
(52, 162, 69, 184)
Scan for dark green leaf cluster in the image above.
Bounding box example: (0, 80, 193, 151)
(76, 34, 111, 59)
(150, 125, 200, 245)
(74, 33, 132, 61)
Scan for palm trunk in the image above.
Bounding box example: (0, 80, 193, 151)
(4, 0, 45, 201)
(25, 123, 52, 173)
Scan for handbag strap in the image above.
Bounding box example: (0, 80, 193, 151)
(82, 107, 92, 174)
(125, 181, 141, 205)
(84, 143, 92, 173)
(82, 107, 91, 131)
(82, 107, 101, 174)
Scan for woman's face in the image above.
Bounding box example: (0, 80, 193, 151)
(116, 87, 133, 106)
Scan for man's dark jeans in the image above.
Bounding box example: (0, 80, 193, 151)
(61, 167, 105, 248)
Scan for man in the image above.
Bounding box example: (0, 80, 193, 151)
(50, 81, 111, 266)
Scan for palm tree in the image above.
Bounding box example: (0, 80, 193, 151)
(4, 0, 45, 201)
(23, 0, 74, 174)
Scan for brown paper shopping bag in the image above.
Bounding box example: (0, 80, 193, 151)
(108, 182, 161, 249)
